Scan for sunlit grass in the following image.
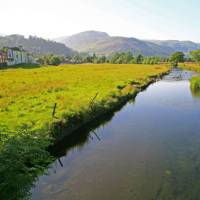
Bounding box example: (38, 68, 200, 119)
(0, 63, 169, 136)
(179, 62, 200, 72)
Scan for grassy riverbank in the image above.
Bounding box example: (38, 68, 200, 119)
(0, 63, 169, 199)
(179, 62, 200, 72)
(179, 62, 200, 99)
(190, 76, 200, 99)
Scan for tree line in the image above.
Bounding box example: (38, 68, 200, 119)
(36, 52, 168, 65)
(169, 50, 200, 66)
(35, 50, 200, 66)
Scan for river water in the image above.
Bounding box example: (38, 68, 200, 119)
(32, 69, 200, 200)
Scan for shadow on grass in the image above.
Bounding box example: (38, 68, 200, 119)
(0, 64, 41, 70)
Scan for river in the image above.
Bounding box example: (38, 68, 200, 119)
(32, 69, 200, 200)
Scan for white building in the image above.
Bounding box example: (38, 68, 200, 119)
(6, 47, 33, 66)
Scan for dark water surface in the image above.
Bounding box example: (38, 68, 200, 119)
(32, 69, 200, 200)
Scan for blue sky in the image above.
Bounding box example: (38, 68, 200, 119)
(1, 0, 200, 41)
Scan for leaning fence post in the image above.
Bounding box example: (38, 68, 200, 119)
(52, 103, 57, 118)
(89, 92, 98, 111)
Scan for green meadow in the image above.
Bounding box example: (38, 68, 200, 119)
(179, 63, 200, 98)
(190, 76, 200, 98)
(180, 63, 200, 72)
(0, 63, 169, 138)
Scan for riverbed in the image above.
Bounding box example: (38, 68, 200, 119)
(32, 69, 200, 200)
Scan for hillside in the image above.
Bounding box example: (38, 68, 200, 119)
(55, 31, 200, 56)
(0, 34, 75, 56)
(55, 31, 110, 51)
(83, 36, 173, 56)
(148, 40, 200, 53)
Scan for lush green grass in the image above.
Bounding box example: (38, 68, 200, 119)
(190, 76, 200, 99)
(179, 62, 200, 72)
(0, 63, 169, 137)
(179, 63, 200, 99)
(190, 76, 200, 89)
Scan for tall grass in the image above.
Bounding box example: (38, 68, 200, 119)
(190, 76, 200, 99)
(0, 63, 169, 137)
(179, 63, 200, 72)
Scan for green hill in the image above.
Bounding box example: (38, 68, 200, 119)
(0, 34, 75, 56)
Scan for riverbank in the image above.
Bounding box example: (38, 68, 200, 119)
(0, 64, 169, 199)
(179, 63, 200, 97)
(179, 62, 200, 72)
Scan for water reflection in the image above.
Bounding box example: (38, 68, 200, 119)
(49, 111, 116, 159)
(163, 68, 197, 81)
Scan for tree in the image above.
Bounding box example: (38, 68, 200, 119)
(50, 56, 61, 66)
(36, 54, 62, 65)
(170, 52, 185, 66)
(136, 54, 144, 64)
(96, 56, 107, 63)
(123, 52, 135, 64)
(91, 53, 98, 63)
(36, 57, 45, 65)
(110, 53, 120, 64)
(110, 52, 136, 64)
(190, 50, 200, 64)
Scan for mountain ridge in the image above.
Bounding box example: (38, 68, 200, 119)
(0, 34, 75, 56)
(54, 31, 200, 56)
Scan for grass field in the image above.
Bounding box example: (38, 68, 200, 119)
(190, 76, 200, 99)
(0, 63, 169, 138)
(179, 63, 200, 99)
(0, 63, 170, 199)
(179, 62, 200, 72)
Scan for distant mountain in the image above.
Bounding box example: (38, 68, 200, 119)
(55, 31, 110, 52)
(147, 40, 200, 53)
(82, 36, 173, 56)
(0, 34, 75, 56)
(55, 31, 200, 56)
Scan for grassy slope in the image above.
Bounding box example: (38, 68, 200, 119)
(0, 63, 169, 138)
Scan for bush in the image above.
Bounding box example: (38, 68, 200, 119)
(0, 130, 53, 200)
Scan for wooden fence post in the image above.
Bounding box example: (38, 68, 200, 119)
(89, 92, 98, 111)
(52, 103, 57, 118)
